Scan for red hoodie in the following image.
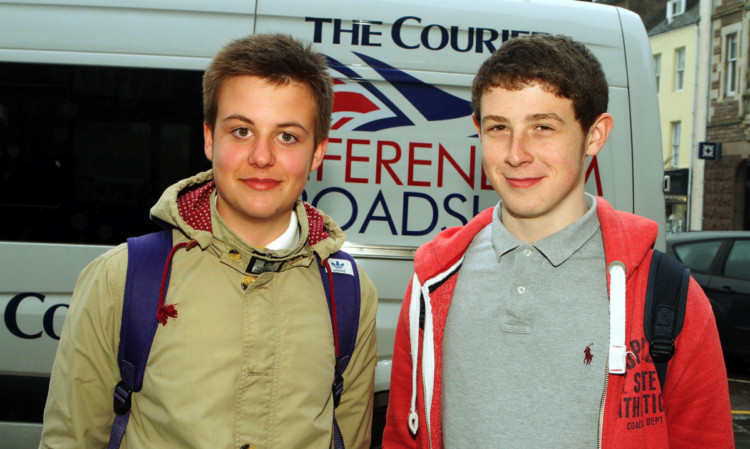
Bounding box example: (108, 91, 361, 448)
(382, 198, 734, 449)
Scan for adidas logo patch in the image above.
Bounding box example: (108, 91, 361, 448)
(328, 258, 354, 276)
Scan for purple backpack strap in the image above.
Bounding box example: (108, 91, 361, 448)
(108, 230, 173, 449)
(317, 250, 361, 449)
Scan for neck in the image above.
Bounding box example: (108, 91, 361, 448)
(217, 206, 294, 248)
(235, 218, 290, 248)
(501, 197, 589, 244)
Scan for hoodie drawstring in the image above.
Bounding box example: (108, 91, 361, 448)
(608, 261, 627, 374)
(408, 274, 422, 434)
(156, 239, 198, 325)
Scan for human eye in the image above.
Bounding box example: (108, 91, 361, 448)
(486, 123, 507, 133)
(533, 123, 554, 132)
(277, 131, 299, 144)
(232, 127, 253, 139)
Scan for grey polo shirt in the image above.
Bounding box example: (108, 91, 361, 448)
(442, 194, 609, 448)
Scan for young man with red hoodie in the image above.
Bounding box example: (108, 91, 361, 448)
(382, 34, 734, 448)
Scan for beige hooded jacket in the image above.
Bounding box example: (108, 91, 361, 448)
(40, 170, 377, 449)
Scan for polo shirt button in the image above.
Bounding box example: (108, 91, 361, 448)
(523, 248, 532, 256)
(517, 286, 526, 294)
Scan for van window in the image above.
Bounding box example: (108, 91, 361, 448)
(0, 62, 209, 245)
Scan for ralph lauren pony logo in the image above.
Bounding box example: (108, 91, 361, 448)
(584, 343, 594, 366)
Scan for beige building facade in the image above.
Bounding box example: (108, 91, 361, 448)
(650, 0, 706, 232)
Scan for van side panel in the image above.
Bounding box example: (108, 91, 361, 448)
(619, 7, 667, 249)
(0, 1, 256, 69)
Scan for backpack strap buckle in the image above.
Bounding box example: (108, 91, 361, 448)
(649, 337, 675, 363)
(332, 355, 349, 408)
(113, 381, 133, 416)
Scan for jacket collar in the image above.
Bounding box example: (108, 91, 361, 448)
(150, 170, 344, 258)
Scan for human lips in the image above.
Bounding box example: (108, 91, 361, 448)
(242, 177, 281, 191)
(505, 177, 543, 188)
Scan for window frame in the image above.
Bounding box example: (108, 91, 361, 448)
(674, 47, 686, 92)
(671, 121, 681, 167)
(725, 32, 738, 97)
(667, 0, 686, 23)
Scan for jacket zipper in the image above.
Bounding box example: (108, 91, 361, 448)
(421, 336, 434, 449)
(598, 361, 609, 449)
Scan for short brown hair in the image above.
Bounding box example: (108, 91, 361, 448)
(203, 33, 334, 144)
(471, 34, 608, 133)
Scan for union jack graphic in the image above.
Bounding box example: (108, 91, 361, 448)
(327, 53, 473, 132)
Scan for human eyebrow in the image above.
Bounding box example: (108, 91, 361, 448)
(526, 113, 564, 123)
(222, 115, 308, 133)
(481, 115, 509, 125)
(222, 114, 253, 125)
(277, 121, 309, 133)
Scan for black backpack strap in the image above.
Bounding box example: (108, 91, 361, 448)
(317, 250, 361, 449)
(643, 249, 691, 388)
(108, 230, 173, 449)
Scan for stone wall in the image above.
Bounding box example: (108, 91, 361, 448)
(703, 155, 744, 229)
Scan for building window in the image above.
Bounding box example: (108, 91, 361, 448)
(726, 33, 738, 97)
(671, 121, 681, 167)
(653, 53, 661, 93)
(674, 47, 685, 91)
(667, 0, 686, 23)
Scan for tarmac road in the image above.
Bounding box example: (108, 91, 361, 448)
(729, 364, 750, 448)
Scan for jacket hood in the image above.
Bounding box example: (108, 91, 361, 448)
(149, 169, 345, 259)
(596, 198, 658, 279)
(413, 197, 657, 283)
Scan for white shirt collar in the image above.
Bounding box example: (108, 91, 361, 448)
(212, 190, 300, 251)
(265, 211, 300, 251)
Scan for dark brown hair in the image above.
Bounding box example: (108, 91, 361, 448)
(471, 34, 608, 132)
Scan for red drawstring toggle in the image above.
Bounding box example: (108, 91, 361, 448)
(156, 239, 197, 326)
(156, 304, 178, 325)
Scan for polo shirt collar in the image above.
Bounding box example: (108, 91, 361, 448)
(491, 194, 600, 266)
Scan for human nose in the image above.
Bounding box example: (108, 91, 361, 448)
(505, 133, 533, 167)
(248, 138, 275, 167)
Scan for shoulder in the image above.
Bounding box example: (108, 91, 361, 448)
(63, 242, 129, 355)
(78, 242, 128, 292)
(684, 276, 718, 329)
(414, 206, 494, 281)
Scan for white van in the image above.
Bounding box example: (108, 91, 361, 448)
(0, 0, 664, 447)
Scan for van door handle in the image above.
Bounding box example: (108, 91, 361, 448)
(720, 285, 736, 293)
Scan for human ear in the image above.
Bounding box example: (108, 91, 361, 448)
(473, 114, 482, 137)
(203, 122, 214, 161)
(309, 138, 328, 172)
(585, 113, 614, 157)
